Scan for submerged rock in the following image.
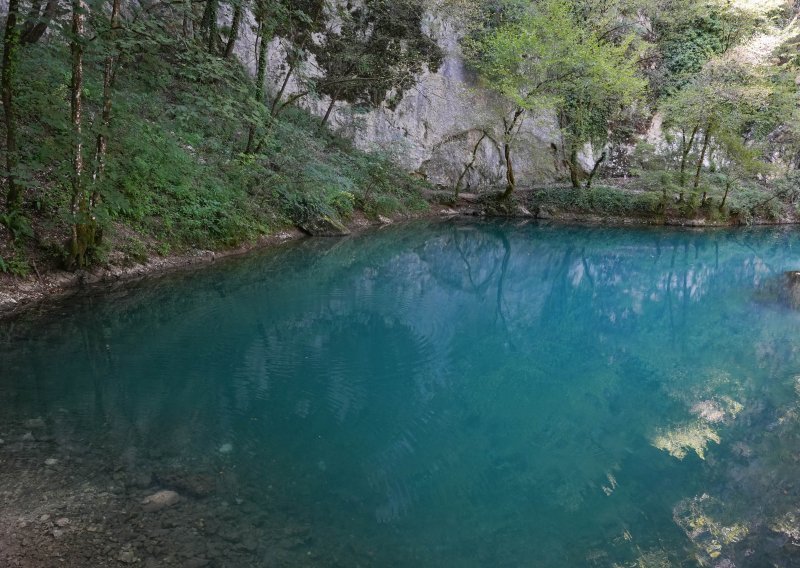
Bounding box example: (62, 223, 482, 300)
(141, 490, 180, 512)
(674, 495, 748, 564)
(690, 397, 743, 424)
(118, 544, 138, 564)
(24, 417, 46, 429)
(634, 549, 671, 567)
(652, 421, 721, 460)
(691, 400, 726, 423)
(785, 271, 800, 308)
(154, 470, 215, 498)
(770, 511, 800, 544)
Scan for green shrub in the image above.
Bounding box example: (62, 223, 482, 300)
(0, 253, 31, 277)
(0, 211, 34, 242)
(533, 185, 663, 217)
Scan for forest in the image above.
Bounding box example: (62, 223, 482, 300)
(0, 0, 797, 274)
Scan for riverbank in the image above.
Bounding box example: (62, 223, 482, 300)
(3, 185, 799, 319)
(0, 211, 403, 319)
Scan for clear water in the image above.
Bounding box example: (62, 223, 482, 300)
(4, 220, 800, 566)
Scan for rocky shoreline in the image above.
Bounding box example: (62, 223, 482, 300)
(0, 413, 331, 568)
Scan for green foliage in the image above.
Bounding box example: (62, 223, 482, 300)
(463, 0, 646, 190)
(120, 238, 149, 264)
(657, 12, 736, 95)
(0, 251, 30, 277)
(310, 0, 443, 110)
(0, 210, 33, 242)
(727, 185, 788, 223)
(533, 185, 663, 217)
(466, 0, 644, 110)
(3, 13, 429, 264)
(255, 107, 428, 225)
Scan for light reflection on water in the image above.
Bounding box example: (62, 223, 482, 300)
(3, 220, 800, 566)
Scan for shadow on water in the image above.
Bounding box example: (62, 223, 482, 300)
(3, 220, 800, 566)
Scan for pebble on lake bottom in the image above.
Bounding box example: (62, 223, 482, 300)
(141, 490, 180, 512)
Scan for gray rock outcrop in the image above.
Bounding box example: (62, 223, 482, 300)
(229, 8, 589, 190)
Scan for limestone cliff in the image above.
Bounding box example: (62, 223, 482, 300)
(232, 10, 577, 190)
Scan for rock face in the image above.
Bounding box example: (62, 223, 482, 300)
(231, 10, 588, 190)
(298, 215, 351, 237)
(327, 19, 566, 190)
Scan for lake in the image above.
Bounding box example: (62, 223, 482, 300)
(3, 220, 800, 567)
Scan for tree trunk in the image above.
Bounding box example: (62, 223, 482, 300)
(255, 60, 296, 153)
(182, 0, 192, 38)
(92, 0, 121, 218)
(585, 151, 606, 189)
(568, 143, 581, 189)
(200, 0, 218, 54)
(2, 0, 21, 210)
(224, 4, 242, 58)
(693, 122, 712, 191)
(502, 141, 516, 199)
(500, 108, 524, 199)
(679, 124, 698, 189)
(455, 131, 487, 198)
(20, 0, 57, 44)
(318, 93, 338, 132)
(69, 0, 91, 267)
(245, 22, 267, 154)
(720, 179, 730, 211)
(270, 62, 295, 117)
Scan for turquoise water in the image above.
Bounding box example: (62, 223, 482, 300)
(4, 220, 800, 566)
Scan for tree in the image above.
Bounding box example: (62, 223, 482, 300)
(68, 0, 92, 267)
(200, 0, 220, 53)
(2, 0, 62, 211)
(93, 0, 122, 195)
(20, 0, 60, 44)
(243, 0, 324, 152)
(244, 0, 271, 154)
(224, 0, 245, 58)
(558, 40, 644, 188)
(2, 0, 22, 210)
(310, 0, 443, 131)
(268, 0, 325, 117)
(662, 56, 785, 203)
(465, 0, 643, 197)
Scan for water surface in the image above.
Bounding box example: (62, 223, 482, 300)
(3, 220, 800, 566)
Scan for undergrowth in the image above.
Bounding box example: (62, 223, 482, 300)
(531, 185, 664, 217)
(3, 36, 430, 269)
